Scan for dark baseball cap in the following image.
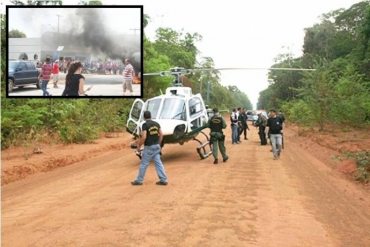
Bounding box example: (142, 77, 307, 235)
(212, 108, 219, 113)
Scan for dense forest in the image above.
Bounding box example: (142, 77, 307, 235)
(257, 0, 370, 130)
(1, 0, 252, 150)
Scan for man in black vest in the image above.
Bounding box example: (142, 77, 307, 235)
(208, 108, 229, 164)
(131, 111, 168, 185)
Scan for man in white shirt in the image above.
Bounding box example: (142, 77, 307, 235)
(123, 59, 135, 96)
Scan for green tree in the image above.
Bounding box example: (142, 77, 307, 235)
(9, 29, 26, 38)
(143, 36, 171, 98)
(257, 86, 273, 110)
(153, 27, 202, 69)
(143, 14, 150, 29)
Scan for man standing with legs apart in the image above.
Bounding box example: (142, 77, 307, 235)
(266, 109, 283, 160)
(131, 111, 168, 186)
(207, 108, 228, 164)
(123, 59, 134, 96)
(239, 108, 250, 140)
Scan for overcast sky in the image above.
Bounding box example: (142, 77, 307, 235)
(3, 0, 362, 108)
(7, 6, 141, 37)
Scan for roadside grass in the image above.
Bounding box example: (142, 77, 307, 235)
(344, 150, 370, 183)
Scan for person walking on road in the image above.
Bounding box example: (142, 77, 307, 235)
(123, 59, 135, 96)
(38, 57, 53, 96)
(62, 62, 92, 96)
(131, 111, 168, 186)
(207, 108, 229, 164)
(254, 112, 268, 145)
(266, 109, 283, 160)
(52, 60, 59, 88)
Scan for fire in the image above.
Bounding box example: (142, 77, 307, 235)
(133, 75, 140, 84)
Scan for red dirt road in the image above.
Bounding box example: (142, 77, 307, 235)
(2, 122, 370, 247)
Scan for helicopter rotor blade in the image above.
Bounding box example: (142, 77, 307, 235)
(142, 67, 317, 77)
(192, 67, 317, 71)
(143, 71, 170, 76)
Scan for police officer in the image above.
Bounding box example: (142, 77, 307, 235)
(131, 111, 168, 186)
(207, 108, 229, 164)
(254, 112, 268, 145)
(266, 109, 283, 160)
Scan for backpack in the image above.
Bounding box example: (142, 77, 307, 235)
(261, 115, 267, 127)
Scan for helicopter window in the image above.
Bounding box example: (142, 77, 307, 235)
(131, 101, 143, 121)
(159, 98, 186, 120)
(189, 97, 204, 117)
(145, 98, 161, 119)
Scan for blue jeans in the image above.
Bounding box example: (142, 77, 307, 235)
(231, 124, 238, 144)
(135, 144, 167, 183)
(270, 134, 282, 157)
(41, 80, 50, 96)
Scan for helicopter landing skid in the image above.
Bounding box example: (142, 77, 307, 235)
(193, 131, 213, 159)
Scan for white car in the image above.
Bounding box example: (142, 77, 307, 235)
(246, 110, 258, 122)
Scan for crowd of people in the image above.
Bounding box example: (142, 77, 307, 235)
(206, 107, 285, 165)
(37, 56, 136, 96)
(81, 60, 125, 75)
(37, 58, 126, 75)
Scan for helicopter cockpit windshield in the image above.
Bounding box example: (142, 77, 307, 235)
(159, 98, 186, 120)
(145, 98, 161, 119)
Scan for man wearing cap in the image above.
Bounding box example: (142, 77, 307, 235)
(207, 108, 229, 164)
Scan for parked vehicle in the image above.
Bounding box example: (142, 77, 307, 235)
(246, 110, 258, 122)
(8, 60, 41, 92)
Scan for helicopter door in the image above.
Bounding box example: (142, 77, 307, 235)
(126, 99, 145, 136)
(188, 97, 207, 130)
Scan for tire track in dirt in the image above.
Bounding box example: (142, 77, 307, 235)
(2, 150, 139, 247)
(114, 136, 265, 246)
(1, 138, 129, 185)
(169, 142, 262, 246)
(253, 143, 337, 247)
(282, 139, 370, 247)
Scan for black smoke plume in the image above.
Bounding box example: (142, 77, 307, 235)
(74, 8, 141, 73)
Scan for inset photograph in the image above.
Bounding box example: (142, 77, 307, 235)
(7, 6, 143, 97)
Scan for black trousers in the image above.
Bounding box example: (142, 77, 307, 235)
(259, 126, 267, 145)
(238, 125, 247, 139)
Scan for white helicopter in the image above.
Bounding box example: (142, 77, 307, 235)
(127, 67, 214, 159)
(126, 66, 316, 159)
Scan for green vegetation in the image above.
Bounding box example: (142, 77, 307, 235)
(257, 0, 370, 130)
(1, 2, 252, 150)
(256, 1, 370, 181)
(9, 29, 26, 38)
(344, 151, 370, 183)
